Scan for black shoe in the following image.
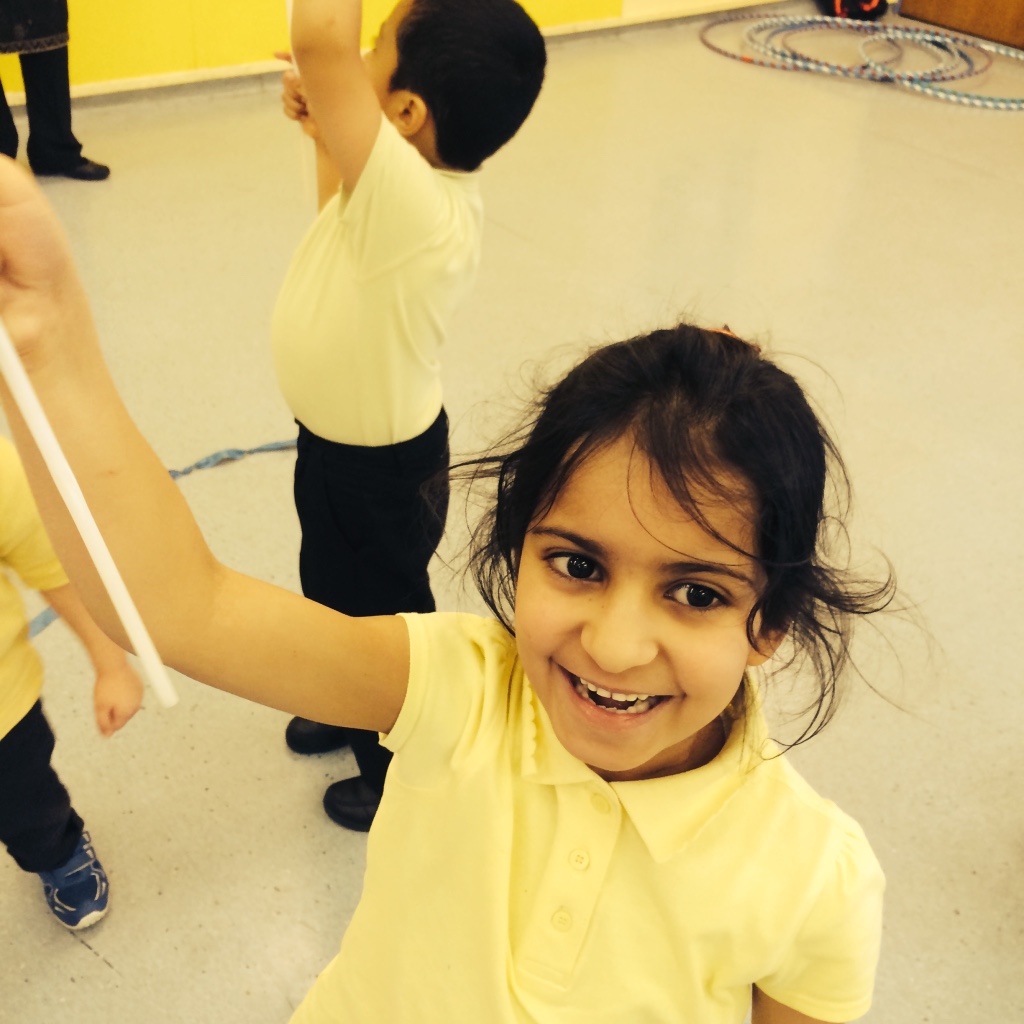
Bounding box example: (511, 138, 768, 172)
(33, 157, 110, 181)
(285, 717, 352, 755)
(322, 776, 382, 832)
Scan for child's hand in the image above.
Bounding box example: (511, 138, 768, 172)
(274, 51, 321, 140)
(93, 659, 144, 737)
(39, 583, 145, 738)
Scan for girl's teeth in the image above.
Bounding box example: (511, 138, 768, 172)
(582, 678, 654, 702)
(574, 677, 661, 714)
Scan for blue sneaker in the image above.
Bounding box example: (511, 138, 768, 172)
(38, 831, 109, 930)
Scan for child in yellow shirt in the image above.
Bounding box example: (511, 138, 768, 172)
(271, 0, 546, 829)
(0, 438, 142, 929)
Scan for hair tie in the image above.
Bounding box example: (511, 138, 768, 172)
(715, 326, 761, 354)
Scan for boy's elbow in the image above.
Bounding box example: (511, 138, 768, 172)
(291, 37, 364, 99)
(291, 18, 358, 68)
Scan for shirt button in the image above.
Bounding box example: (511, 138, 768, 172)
(551, 908, 573, 932)
(569, 849, 590, 871)
(591, 792, 611, 814)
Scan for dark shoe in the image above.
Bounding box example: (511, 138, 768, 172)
(285, 717, 352, 754)
(322, 776, 382, 832)
(33, 157, 110, 181)
(37, 831, 109, 930)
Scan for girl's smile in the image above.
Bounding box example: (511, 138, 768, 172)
(568, 672, 671, 715)
(514, 436, 781, 782)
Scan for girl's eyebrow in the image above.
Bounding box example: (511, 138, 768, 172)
(529, 526, 757, 587)
(530, 525, 605, 556)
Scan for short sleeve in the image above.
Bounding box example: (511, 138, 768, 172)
(383, 612, 517, 787)
(338, 116, 462, 279)
(0, 438, 68, 591)
(756, 822, 885, 1022)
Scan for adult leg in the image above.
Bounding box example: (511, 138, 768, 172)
(0, 73, 19, 159)
(19, 46, 82, 173)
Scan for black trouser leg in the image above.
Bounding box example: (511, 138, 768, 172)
(20, 46, 82, 172)
(0, 75, 19, 159)
(0, 701, 84, 873)
(293, 412, 450, 792)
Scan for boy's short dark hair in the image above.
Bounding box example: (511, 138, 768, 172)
(390, 0, 547, 172)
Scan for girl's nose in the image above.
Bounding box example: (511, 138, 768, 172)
(579, 592, 659, 675)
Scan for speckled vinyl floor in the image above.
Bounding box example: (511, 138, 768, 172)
(1, 3, 1022, 1021)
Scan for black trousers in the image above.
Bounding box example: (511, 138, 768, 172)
(0, 46, 82, 169)
(294, 410, 449, 790)
(0, 700, 83, 873)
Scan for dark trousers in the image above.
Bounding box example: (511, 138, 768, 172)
(0, 46, 82, 169)
(294, 410, 449, 790)
(0, 700, 83, 873)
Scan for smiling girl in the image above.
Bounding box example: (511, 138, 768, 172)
(0, 159, 892, 1023)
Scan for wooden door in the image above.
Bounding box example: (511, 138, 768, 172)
(899, 0, 1024, 48)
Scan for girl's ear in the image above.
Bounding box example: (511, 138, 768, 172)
(745, 625, 787, 668)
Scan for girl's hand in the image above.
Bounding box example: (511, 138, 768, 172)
(0, 157, 84, 369)
(93, 659, 144, 737)
(274, 51, 321, 140)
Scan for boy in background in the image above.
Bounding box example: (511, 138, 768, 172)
(0, 437, 142, 929)
(273, 0, 546, 830)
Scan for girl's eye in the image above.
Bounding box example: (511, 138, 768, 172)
(673, 583, 721, 609)
(551, 553, 598, 580)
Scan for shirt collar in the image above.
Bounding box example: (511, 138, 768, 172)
(518, 673, 777, 863)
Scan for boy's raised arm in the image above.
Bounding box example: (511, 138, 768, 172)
(0, 157, 409, 732)
(276, 54, 344, 209)
(290, 0, 383, 190)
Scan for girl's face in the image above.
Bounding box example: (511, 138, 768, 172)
(514, 436, 779, 782)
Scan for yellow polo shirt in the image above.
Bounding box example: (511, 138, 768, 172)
(291, 613, 884, 1023)
(0, 438, 68, 740)
(271, 115, 483, 447)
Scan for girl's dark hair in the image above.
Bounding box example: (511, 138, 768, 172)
(390, 0, 547, 171)
(466, 323, 895, 745)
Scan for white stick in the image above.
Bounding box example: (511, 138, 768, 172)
(283, 0, 316, 203)
(0, 320, 179, 708)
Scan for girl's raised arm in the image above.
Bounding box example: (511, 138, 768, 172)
(0, 157, 408, 732)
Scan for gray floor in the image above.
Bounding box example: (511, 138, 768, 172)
(2, 4, 1023, 1021)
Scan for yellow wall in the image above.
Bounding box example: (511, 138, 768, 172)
(523, 0, 622, 26)
(0, 0, 624, 94)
